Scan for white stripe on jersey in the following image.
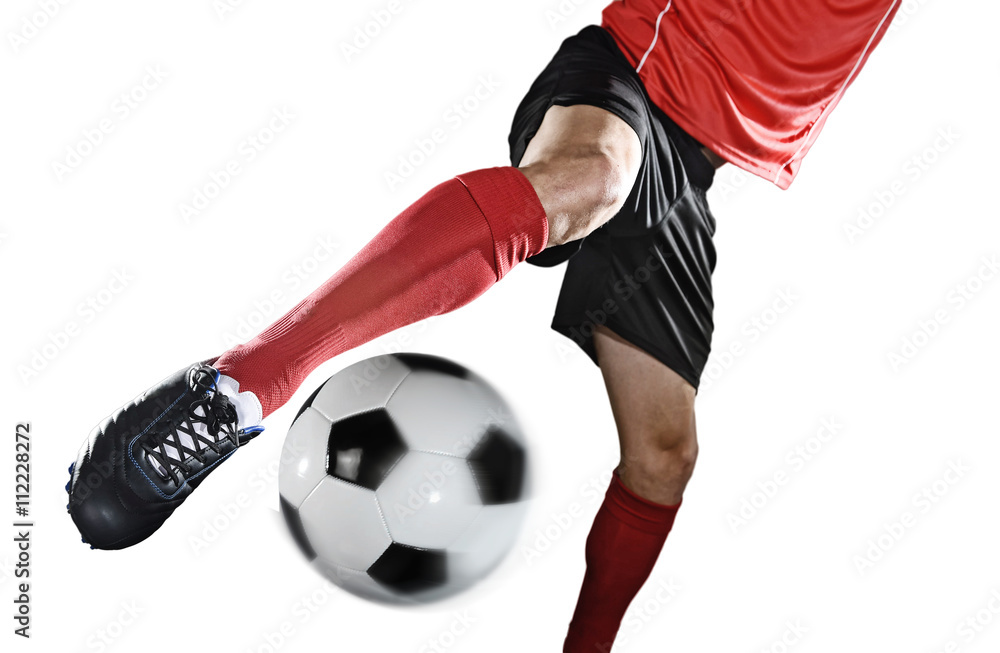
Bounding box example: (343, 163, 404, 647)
(635, 1, 673, 73)
(775, 0, 902, 182)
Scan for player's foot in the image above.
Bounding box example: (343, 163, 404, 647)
(67, 361, 264, 550)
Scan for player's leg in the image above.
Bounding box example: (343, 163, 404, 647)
(519, 104, 641, 247)
(563, 325, 697, 653)
(66, 24, 643, 551)
(67, 99, 640, 551)
(214, 103, 640, 418)
(594, 324, 698, 504)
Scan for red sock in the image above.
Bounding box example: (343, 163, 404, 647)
(213, 167, 547, 417)
(564, 471, 681, 653)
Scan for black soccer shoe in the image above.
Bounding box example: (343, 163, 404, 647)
(67, 362, 264, 550)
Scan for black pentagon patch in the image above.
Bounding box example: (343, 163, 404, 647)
(280, 496, 317, 562)
(467, 427, 526, 504)
(393, 353, 469, 379)
(368, 543, 447, 594)
(326, 409, 407, 490)
(292, 383, 325, 425)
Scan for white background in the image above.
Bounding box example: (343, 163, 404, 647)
(2, 1, 998, 651)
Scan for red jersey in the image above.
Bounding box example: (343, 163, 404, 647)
(602, 0, 901, 188)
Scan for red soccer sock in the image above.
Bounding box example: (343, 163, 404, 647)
(564, 470, 681, 653)
(214, 167, 548, 417)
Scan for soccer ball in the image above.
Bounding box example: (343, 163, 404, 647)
(278, 353, 530, 604)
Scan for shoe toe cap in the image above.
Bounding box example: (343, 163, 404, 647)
(69, 458, 169, 550)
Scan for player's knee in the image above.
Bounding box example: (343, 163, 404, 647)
(621, 428, 698, 498)
(521, 147, 636, 247)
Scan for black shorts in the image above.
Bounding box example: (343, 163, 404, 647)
(508, 25, 719, 391)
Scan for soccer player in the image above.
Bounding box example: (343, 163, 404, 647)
(68, 1, 902, 650)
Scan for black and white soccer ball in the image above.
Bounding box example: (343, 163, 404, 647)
(278, 353, 530, 604)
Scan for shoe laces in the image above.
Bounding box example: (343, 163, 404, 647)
(143, 368, 240, 485)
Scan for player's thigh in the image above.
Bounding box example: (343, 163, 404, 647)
(593, 324, 698, 502)
(518, 104, 642, 247)
(519, 103, 640, 166)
